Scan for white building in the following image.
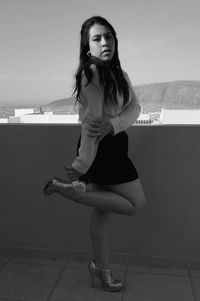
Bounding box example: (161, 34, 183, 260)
(8, 111, 152, 125)
(0, 118, 8, 123)
(8, 113, 79, 124)
(160, 109, 200, 124)
(134, 113, 151, 125)
(14, 108, 35, 117)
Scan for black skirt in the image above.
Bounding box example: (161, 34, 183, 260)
(77, 131, 139, 185)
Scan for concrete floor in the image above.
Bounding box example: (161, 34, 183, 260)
(0, 256, 199, 301)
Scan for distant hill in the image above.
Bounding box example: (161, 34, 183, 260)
(42, 96, 77, 114)
(134, 80, 200, 111)
(0, 107, 14, 118)
(42, 80, 200, 114)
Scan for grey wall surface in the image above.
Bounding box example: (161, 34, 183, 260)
(1, 125, 200, 259)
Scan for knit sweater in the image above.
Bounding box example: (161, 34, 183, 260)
(71, 65, 141, 174)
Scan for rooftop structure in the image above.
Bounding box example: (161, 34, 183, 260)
(8, 113, 79, 124)
(134, 113, 151, 125)
(160, 109, 200, 124)
(0, 118, 8, 123)
(14, 108, 35, 117)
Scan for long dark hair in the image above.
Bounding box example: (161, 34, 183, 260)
(73, 16, 130, 106)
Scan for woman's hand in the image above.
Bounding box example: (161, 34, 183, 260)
(64, 166, 83, 182)
(85, 119, 113, 142)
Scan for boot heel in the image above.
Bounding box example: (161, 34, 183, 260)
(88, 259, 123, 292)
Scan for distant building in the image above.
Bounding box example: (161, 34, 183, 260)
(14, 108, 35, 116)
(134, 113, 151, 125)
(8, 113, 79, 124)
(160, 109, 200, 124)
(8, 111, 153, 125)
(5, 108, 200, 125)
(0, 118, 8, 123)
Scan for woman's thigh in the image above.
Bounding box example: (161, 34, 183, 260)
(86, 183, 110, 192)
(107, 178, 146, 213)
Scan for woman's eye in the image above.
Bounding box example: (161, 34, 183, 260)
(106, 34, 113, 40)
(93, 37, 100, 42)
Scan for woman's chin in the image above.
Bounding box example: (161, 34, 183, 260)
(101, 56, 113, 62)
(91, 55, 113, 63)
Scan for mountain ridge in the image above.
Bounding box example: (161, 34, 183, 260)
(42, 80, 200, 113)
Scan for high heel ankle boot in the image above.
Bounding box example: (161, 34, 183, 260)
(43, 177, 86, 195)
(88, 259, 123, 292)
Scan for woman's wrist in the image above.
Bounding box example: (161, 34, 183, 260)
(107, 119, 114, 135)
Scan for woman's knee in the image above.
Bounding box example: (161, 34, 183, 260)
(108, 179, 146, 215)
(129, 180, 146, 213)
(133, 193, 146, 213)
(126, 194, 146, 216)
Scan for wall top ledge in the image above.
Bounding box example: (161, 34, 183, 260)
(1, 123, 200, 128)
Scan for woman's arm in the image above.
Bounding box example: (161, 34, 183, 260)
(109, 72, 141, 135)
(71, 66, 104, 174)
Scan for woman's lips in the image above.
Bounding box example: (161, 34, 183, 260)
(102, 49, 111, 54)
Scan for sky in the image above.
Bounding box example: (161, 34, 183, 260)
(0, 0, 199, 106)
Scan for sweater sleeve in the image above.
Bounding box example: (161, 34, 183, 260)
(109, 72, 141, 135)
(71, 67, 104, 174)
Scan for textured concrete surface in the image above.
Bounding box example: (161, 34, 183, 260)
(0, 256, 198, 301)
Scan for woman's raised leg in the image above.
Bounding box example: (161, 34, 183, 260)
(107, 178, 146, 214)
(45, 178, 145, 215)
(50, 178, 145, 215)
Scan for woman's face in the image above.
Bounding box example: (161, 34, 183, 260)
(88, 24, 115, 61)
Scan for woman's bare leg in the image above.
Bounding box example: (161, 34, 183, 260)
(49, 179, 146, 269)
(107, 179, 146, 214)
(87, 180, 145, 269)
(55, 178, 145, 215)
(89, 209, 111, 269)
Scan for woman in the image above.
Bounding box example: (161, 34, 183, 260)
(44, 16, 146, 292)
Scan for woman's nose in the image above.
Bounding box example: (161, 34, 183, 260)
(101, 36, 108, 46)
